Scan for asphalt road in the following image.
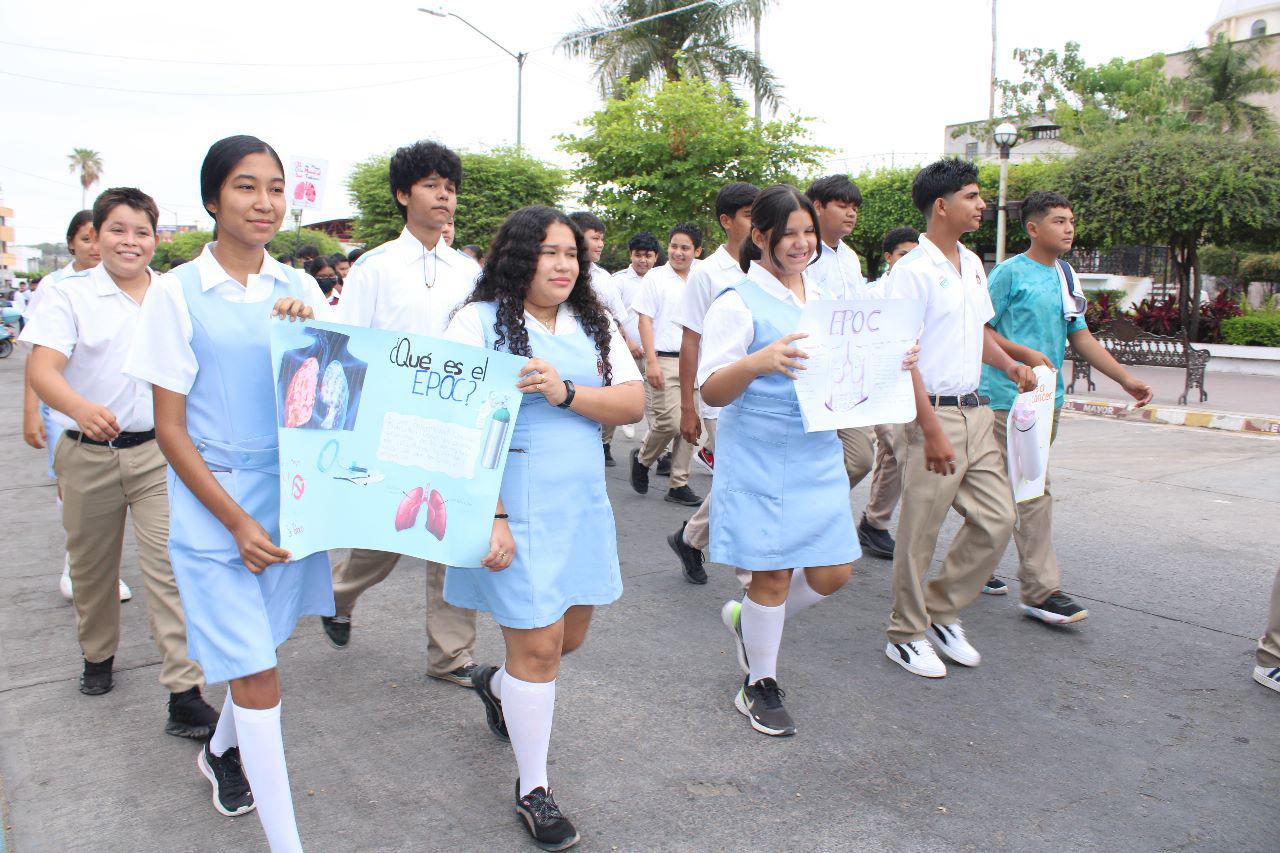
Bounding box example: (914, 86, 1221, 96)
(1, 354, 1277, 852)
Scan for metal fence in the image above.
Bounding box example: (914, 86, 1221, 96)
(1065, 246, 1171, 283)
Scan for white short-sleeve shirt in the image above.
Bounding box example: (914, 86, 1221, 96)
(123, 244, 331, 396)
(610, 265, 645, 345)
(589, 264, 630, 339)
(631, 264, 687, 353)
(883, 234, 994, 396)
(444, 302, 642, 385)
(697, 262, 830, 387)
(20, 264, 157, 432)
(335, 227, 479, 337)
(676, 244, 746, 336)
(808, 239, 874, 298)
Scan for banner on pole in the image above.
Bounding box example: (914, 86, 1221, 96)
(286, 155, 328, 212)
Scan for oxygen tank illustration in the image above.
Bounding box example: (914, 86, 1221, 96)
(1010, 400, 1045, 481)
(481, 403, 511, 470)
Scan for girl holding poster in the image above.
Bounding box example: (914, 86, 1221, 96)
(125, 135, 334, 853)
(443, 205, 644, 851)
(699, 185, 915, 738)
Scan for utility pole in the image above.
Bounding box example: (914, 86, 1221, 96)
(753, 11, 762, 121)
(988, 0, 997, 121)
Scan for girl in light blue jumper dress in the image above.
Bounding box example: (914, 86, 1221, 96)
(444, 206, 644, 851)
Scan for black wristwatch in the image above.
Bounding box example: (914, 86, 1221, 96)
(556, 379, 576, 409)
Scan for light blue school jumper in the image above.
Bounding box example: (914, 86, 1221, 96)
(166, 262, 334, 685)
(709, 277, 860, 572)
(445, 302, 623, 629)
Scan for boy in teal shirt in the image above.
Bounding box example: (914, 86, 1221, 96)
(980, 191, 1152, 624)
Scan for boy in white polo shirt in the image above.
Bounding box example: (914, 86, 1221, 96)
(325, 141, 482, 687)
(23, 187, 215, 736)
(630, 223, 704, 507)
(667, 182, 758, 583)
(883, 159, 1036, 679)
(611, 231, 661, 354)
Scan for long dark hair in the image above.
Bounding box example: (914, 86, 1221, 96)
(740, 184, 821, 273)
(465, 205, 613, 384)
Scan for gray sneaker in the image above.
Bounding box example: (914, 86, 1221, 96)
(429, 662, 479, 688)
(734, 677, 796, 737)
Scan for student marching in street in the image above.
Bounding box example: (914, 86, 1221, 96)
(630, 223, 704, 507)
(20, 210, 132, 602)
(980, 191, 1152, 616)
(883, 159, 1037, 679)
(1255, 567, 1280, 694)
(125, 136, 335, 850)
(857, 226, 922, 560)
(701, 185, 868, 737)
(446, 205, 644, 850)
(23, 188, 216, 735)
(611, 231, 660, 352)
(326, 140, 483, 686)
(568, 211, 641, 468)
(667, 182, 758, 584)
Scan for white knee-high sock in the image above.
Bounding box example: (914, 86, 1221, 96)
(491, 665, 507, 701)
(785, 569, 827, 620)
(233, 703, 302, 853)
(208, 693, 237, 757)
(502, 673, 556, 797)
(740, 597, 785, 684)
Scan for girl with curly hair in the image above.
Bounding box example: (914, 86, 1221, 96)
(444, 205, 644, 850)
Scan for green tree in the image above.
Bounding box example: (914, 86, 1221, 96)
(268, 228, 344, 260)
(348, 147, 568, 251)
(560, 79, 826, 265)
(559, 0, 780, 111)
(1066, 133, 1280, 339)
(1181, 34, 1280, 138)
(67, 148, 104, 208)
(151, 230, 213, 271)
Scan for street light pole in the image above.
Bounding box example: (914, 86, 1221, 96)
(420, 7, 526, 150)
(993, 121, 1017, 264)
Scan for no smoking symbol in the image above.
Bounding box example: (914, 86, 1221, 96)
(292, 475, 305, 499)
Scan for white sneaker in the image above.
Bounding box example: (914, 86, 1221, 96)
(885, 639, 947, 678)
(1254, 665, 1280, 694)
(59, 555, 73, 601)
(620, 423, 636, 440)
(930, 622, 981, 667)
(118, 579, 133, 602)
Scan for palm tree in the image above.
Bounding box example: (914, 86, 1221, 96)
(559, 0, 780, 112)
(67, 148, 104, 208)
(1181, 35, 1280, 137)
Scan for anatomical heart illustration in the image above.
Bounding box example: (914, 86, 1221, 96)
(276, 327, 368, 431)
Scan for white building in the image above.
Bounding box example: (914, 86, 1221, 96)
(1208, 0, 1280, 40)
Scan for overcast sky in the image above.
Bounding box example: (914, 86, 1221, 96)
(1, 0, 1216, 246)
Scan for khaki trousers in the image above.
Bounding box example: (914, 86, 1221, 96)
(864, 423, 904, 530)
(1258, 566, 1280, 669)
(992, 409, 1061, 605)
(331, 550, 476, 675)
(639, 355, 693, 489)
(683, 418, 718, 550)
(839, 426, 875, 489)
(888, 406, 1016, 643)
(54, 436, 202, 692)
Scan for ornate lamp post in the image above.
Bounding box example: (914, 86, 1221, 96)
(993, 121, 1018, 263)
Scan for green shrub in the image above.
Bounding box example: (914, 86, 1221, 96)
(1240, 252, 1280, 284)
(1220, 313, 1280, 346)
(1199, 245, 1240, 277)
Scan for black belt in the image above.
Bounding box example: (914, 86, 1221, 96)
(66, 429, 156, 449)
(656, 350, 681, 358)
(930, 393, 989, 408)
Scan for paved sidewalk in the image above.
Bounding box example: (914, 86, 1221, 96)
(1, 357, 1278, 851)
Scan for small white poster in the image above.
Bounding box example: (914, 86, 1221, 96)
(792, 298, 925, 432)
(286, 154, 328, 212)
(1006, 365, 1056, 503)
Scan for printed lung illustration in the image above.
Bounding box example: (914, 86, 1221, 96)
(276, 327, 369, 430)
(396, 487, 425, 531)
(425, 489, 446, 541)
(393, 486, 447, 541)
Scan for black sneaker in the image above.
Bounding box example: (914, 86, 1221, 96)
(656, 452, 673, 476)
(629, 449, 649, 494)
(982, 576, 1008, 595)
(430, 662, 480, 688)
(1020, 591, 1088, 625)
(856, 516, 895, 559)
(321, 614, 351, 649)
(664, 485, 703, 507)
(197, 742, 255, 817)
(602, 443, 616, 467)
(472, 665, 510, 741)
(79, 656, 114, 696)
(515, 781, 580, 851)
(667, 522, 707, 584)
(734, 677, 796, 737)
(166, 686, 218, 740)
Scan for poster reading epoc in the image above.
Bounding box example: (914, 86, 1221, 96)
(270, 320, 525, 567)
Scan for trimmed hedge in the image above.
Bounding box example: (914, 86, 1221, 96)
(1221, 313, 1280, 346)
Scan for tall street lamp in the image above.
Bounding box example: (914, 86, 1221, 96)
(420, 7, 527, 150)
(993, 121, 1018, 263)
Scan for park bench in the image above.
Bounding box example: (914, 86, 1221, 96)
(1065, 315, 1210, 405)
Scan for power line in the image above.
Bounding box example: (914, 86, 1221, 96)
(543, 0, 724, 52)
(0, 38, 487, 69)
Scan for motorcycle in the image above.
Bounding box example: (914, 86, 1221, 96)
(0, 321, 15, 359)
